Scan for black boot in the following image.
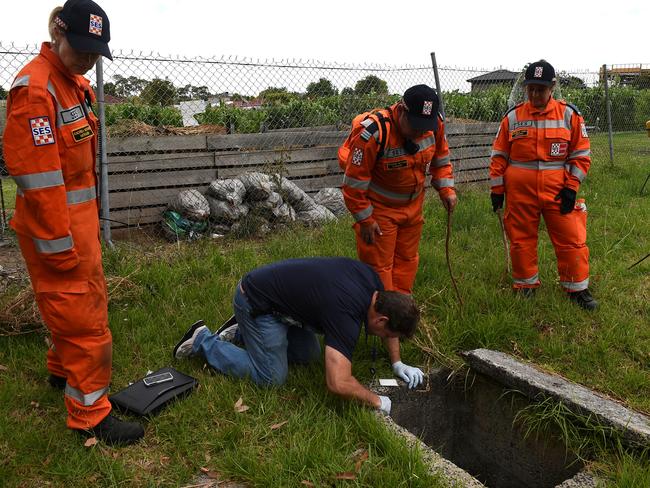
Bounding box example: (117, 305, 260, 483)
(48, 374, 67, 390)
(516, 287, 536, 298)
(568, 288, 598, 311)
(83, 414, 144, 446)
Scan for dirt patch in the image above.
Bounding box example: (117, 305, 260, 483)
(108, 119, 227, 137)
(0, 238, 27, 295)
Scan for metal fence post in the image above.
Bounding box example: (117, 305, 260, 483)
(602, 64, 614, 164)
(95, 56, 113, 247)
(430, 52, 445, 118)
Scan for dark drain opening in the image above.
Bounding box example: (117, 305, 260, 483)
(387, 369, 584, 488)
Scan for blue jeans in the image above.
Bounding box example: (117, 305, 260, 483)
(193, 284, 321, 386)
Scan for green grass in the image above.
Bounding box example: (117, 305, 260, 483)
(0, 132, 649, 486)
(1, 177, 16, 211)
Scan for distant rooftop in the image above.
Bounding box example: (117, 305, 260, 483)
(467, 69, 518, 83)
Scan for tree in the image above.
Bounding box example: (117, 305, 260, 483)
(306, 78, 338, 98)
(354, 75, 388, 95)
(341, 87, 355, 96)
(0, 85, 7, 100)
(177, 84, 212, 101)
(140, 78, 177, 106)
(558, 73, 586, 89)
(632, 73, 650, 90)
(259, 87, 299, 105)
(107, 74, 149, 98)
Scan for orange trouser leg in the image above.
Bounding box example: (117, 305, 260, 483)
(18, 234, 112, 430)
(391, 204, 424, 294)
(504, 197, 542, 288)
(354, 198, 424, 293)
(355, 209, 398, 291)
(542, 201, 590, 292)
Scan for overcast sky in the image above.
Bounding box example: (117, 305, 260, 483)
(2, 0, 648, 72)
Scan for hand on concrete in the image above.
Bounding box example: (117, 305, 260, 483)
(360, 221, 382, 245)
(378, 395, 392, 415)
(392, 361, 424, 389)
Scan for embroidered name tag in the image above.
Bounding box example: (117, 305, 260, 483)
(72, 125, 94, 143)
(511, 129, 529, 139)
(385, 160, 408, 170)
(513, 121, 533, 129)
(30, 117, 55, 146)
(60, 105, 85, 125)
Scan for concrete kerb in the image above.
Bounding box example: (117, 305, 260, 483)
(461, 349, 650, 449)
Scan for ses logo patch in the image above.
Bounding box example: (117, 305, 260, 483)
(29, 117, 55, 146)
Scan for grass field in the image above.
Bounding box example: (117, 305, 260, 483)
(0, 132, 648, 487)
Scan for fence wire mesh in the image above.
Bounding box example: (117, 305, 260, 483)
(1, 42, 648, 243)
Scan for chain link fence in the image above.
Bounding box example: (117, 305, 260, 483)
(1, 42, 648, 244)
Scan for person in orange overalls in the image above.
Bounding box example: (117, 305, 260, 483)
(3, 0, 144, 445)
(338, 85, 457, 388)
(489, 60, 597, 310)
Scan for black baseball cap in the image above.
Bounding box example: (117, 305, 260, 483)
(402, 84, 439, 132)
(56, 0, 112, 60)
(522, 60, 556, 86)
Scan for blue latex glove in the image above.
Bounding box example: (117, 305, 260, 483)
(392, 361, 424, 389)
(378, 395, 392, 415)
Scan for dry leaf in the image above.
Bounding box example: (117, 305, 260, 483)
(334, 472, 357, 480)
(354, 450, 369, 472)
(300, 481, 315, 487)
(270, 420, 288, 430)
(84, 437, 98, 447)
(159, 456, 170, 465)
(200, 467, 210, 473)
(206, 470, 222, 479)
(234, 397, 249, 413)
(30, 401, 40, 408)
(0, 364, 8, 372)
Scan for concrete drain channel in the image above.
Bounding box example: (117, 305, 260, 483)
(375, 349, 650, 488)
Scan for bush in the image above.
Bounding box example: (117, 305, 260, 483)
(105, 103, 182, 127)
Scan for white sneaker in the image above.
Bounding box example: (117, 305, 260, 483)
(173, 320, 209, 359)
(217, 323, 240, 343)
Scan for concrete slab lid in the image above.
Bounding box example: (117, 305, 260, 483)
(461, 349, 650, 448)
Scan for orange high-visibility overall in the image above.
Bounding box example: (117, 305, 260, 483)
(3, 43, 112, 429)
(338, 104, 455, 293)
(490, 98, 591, 291)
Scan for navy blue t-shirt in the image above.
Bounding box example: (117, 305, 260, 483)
(241, 257, 384, 360)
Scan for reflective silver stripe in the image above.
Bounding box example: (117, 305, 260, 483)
(432, 178, 455, 189)
(491, 150, 509, 159)
(33, 235, 74, 254)
(568, 149, 590, 159)
(13, 170, 64, 190)
(65, 385, 109, 407)
(490, 176, 504, 187)
(513, 274, 539, 285)
(431, 155, 450, 167)
(507, 109, 518, 128)
(16, 188, 24, 197)
(418, 135, 436, 152)
(565, 164, 587, 182)
(560, 277, 589, 291)
(564, 105, 574, 131)
(11, 75, 30, 90)
(513, 119, 568, 130)
(342, 175, 370, 190)
(66, 186, 97, 205)
(360, 119, 374, 128)
(369, 182, 422, 201)
(509, 159, 566, 170)
(353, 206, 373, 222)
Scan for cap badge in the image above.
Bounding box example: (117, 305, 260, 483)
(422, 100, 433, 115)
(534, 66, 543, 78)
(89, 14, 103, 36)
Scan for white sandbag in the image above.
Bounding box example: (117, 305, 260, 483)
(207, 178, 246, 206)
(207, 196, 249, 223)
(296, 204, 336, 227)
(238, 172, 273, 201)
(169, 189, 210, 221)
(313, 187, 347, 216)
(270, 176, 316, 212)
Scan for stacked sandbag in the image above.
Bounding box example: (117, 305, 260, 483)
(162, 189, 210, 241)
(163, 171, 343, 240)
(313, 187, 347, 217)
